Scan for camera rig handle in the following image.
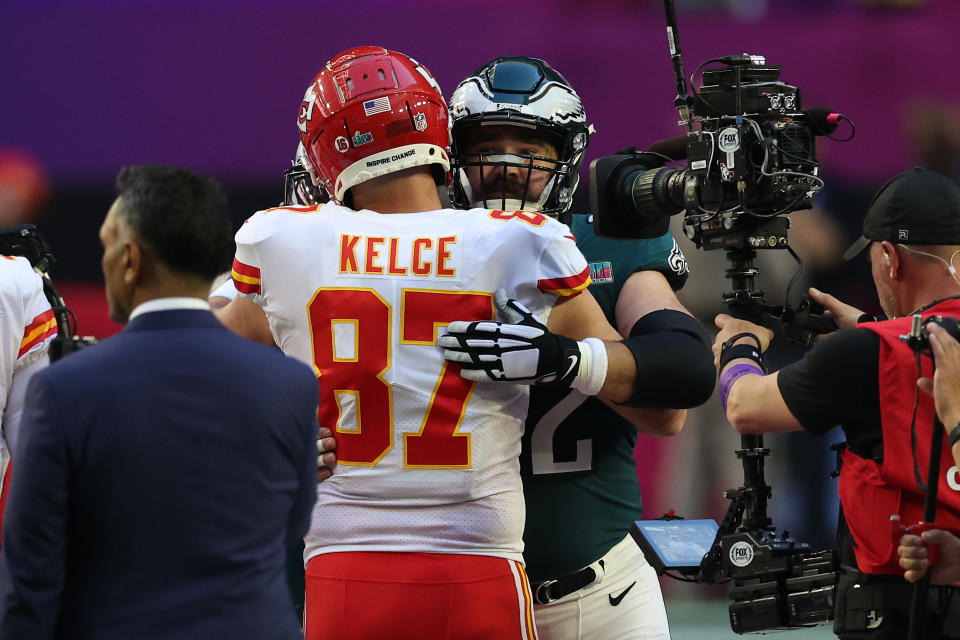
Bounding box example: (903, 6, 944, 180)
(721, 250, 782, 330)
(781, 296, 838, 343)
(723, 246, 838, 344)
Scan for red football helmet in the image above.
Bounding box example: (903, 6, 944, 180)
(297, 46, 450, 204)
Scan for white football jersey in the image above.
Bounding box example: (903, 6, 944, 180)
(0, 256, 55, 488)
(233, 203, 590, 563)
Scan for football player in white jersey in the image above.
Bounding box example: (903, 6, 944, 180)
(0, 255, 56, 546)
(215, 46, 654, 640)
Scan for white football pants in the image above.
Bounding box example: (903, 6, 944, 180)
(532, 534, 671, 640)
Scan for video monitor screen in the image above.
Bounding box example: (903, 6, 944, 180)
(630, 519, 718, 574)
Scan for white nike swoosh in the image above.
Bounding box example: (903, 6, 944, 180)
(562, 354, 578, 379)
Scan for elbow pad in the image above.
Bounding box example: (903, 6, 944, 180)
(619, 309, 716, 408)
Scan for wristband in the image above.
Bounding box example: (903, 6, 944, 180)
(571, 337, 608, 396)
(719, 344, 764, 370)
(857, 313, 878, 324)
(719, 363, 764, 413)
(949, 422, 960, 448)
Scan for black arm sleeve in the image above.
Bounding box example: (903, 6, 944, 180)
(618, 309, 716, 409)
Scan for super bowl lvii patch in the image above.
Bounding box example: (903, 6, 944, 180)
(589, 261, 613, 284)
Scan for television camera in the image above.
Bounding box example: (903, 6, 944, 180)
(598, 0, 857, 634)
(590, 1, 853, 342)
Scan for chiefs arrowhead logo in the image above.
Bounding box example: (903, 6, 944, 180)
(298, 83, 319, 135)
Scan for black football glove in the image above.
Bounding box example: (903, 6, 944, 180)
(438, 289, 583, 387)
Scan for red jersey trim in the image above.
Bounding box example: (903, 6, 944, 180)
(264, 204, 322, 215)
(537, 267, 591, 298)
(231, 258, 261, 295)
(19, 309, 57, 358)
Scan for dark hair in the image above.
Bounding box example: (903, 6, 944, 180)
(114, 165, 232, 281)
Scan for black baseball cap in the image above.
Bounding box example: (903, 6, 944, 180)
(843, 166, 960, 261)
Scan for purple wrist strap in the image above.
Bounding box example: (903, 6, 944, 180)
(719, 363, 764, 413)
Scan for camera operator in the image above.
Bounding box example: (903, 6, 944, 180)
(714, 166, 960, 639)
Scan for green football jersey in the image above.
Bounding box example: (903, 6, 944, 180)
(520, 214, 688, 581)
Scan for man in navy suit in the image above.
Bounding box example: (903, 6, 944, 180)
(0, 165, 320, 640)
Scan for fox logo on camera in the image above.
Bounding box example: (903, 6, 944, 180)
(728, 541, 754, 568)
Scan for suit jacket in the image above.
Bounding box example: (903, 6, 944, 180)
(0, 309, 317, 640)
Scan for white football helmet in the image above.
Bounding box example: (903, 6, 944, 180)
(448, 56, 591, 219)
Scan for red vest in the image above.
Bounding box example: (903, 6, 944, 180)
(841, 299, 960, 574)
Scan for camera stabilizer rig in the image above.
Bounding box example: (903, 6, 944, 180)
(693, 244, 839, 634)
(590, 0, 856, 633)
(648, 282, 839, 634)
(0, 224, 97, 360)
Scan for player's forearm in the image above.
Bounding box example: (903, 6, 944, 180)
(214, 297, 275, 347)
(598, 336, 689, 435)
(595, 340, 638, 403)
(608, 403, 686, 436)
(209, 295, 231, 311)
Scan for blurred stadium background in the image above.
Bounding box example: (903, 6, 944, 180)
(3, 0, 956, 634)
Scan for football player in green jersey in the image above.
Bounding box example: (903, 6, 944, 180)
(445, 57, 715, 639)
